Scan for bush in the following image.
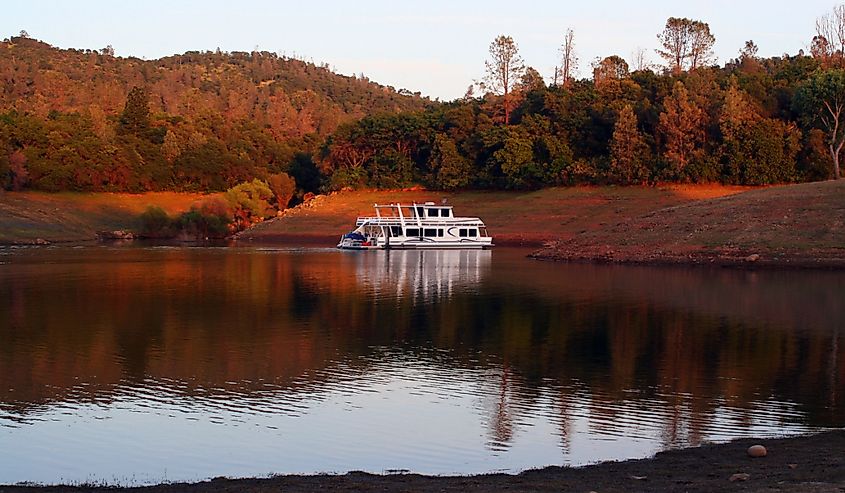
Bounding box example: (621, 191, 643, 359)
(138, 206, 172, 237)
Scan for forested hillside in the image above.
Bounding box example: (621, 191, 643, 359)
(319, 48, 836, 190)
(3, 9, 845, 198)
(0, 35, 431, 193)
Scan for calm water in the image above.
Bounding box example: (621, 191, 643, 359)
(0, 245, 843, 485)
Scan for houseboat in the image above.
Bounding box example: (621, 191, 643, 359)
(337, 202, 493, 250)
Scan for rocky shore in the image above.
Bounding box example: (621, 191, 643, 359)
(2, 431, 843, 493)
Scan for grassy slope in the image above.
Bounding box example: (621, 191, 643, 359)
(238, 185, 747, 245)
(7, 182, 837, 265)
(534, 180, 845, 266)
(0, 192, 205, 243)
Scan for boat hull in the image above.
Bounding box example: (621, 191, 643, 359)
(336, 202, 494, 250)
(337, 238, 493, 250)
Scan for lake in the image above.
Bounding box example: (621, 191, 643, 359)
(0, 245, 843, 485)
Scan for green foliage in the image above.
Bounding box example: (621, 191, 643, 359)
(177, 210, 230, 239)
(723, 119, 801, 184)
(793, 69, 845, 178)
(119, 86, 151, 135)
(139, 206, 172, 237)
(224, 179, 275, 230)
(609, 105, 650, 184)
(288, 152, 322, 195)
(0, 38, 429, 194)
(430, 133, 471, 190)
(0, 35, 840, 192)
(174, 196, 232, 239)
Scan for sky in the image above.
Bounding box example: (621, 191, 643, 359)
(3, 0, 838, 101)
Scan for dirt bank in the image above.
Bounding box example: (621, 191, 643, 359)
(0, 192, 204, 244)
(533, 180, 845, 269)
(3, 431, 843, 492)
(237, 184, 747, 247)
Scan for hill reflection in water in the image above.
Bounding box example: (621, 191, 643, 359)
(0, 246, 842, 484)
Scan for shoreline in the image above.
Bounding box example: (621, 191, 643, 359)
(5, 235, 845, 270)
(3, 430, 843, 492)
(529, 246, 845, 270)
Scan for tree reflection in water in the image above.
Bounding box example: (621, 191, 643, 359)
(0, 246, 843, 481)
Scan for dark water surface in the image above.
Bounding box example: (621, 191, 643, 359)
(0, 246, 843, 485)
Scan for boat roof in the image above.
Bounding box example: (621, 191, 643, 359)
(374, 202, 452, 208)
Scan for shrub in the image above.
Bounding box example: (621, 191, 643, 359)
(138, 206, 172, 237)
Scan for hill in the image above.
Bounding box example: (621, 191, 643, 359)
(0, 185, 746, 245)
(0, 191, 204, 243)
(0, 36, 430, 138)
(237, 185, 747, 246)
(0, 35, 432, 194)
(533, 180, 845, 267)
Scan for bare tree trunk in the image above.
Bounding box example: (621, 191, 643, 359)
(560, 28, 577, 89)
(504, 90, 510, 125)
(831, 144, 842, 179)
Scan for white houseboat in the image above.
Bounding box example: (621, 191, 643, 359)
(337, 202, 493, 250)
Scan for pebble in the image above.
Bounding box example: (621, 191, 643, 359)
(730, 472, 750, 482)
(747, 444, 767, 458)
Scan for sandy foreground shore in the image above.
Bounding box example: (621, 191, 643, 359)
(2, 431, 843, 492)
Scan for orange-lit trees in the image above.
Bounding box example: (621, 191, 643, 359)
(656, 17, 716, 74)
(483, 35, 525, 125)
(658, 82, 706, 178)
(609, 105, 650, 184)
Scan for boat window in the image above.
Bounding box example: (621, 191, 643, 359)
(437, 229, 444, 237)
(389, 226, 401, 237)
(406, 228, 420, 237)
(459, 228, 467, 237)
(424, 228, 437, 237)
(469, 228, 478, 237)
(428, 208, 438, 217)
(440, 208, 451, 217)
(415, 207, 425, 217)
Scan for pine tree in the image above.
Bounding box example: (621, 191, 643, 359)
(658, 82, 705, 178)
(609, 105, 650, 184)
(119, 86, 151, 136)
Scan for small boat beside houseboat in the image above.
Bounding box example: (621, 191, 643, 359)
(337, 202, 493, 250)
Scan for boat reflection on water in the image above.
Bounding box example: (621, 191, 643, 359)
(347, 249, 492, 301)
(0, 246, 843, 485)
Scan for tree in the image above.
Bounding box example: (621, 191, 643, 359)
(740, 40, 759, 60)
(267, 172, 296, 209)
(519, 67, 546, 92)
(793, 69, 845, 179)
(631, 47, 651, 72)
(688, 20, 716, 70)
(737, 40, 762, 73)
(8, 150, 29, 191)
(430, 133, 471, 190)
(719, 81, 761, 141)
(119, 86, 151, 135)
(658, 82, 706, 177)
(656, 17, 715, 74)
(224, 179, 275, 230)
(558, 28, 578, 88)
(811, 35, 835, 67)
(484, 35, 525, 125)
(609, 105, 650, 184)
(593, 55, 629, 87)
(815, 5, 845, 67)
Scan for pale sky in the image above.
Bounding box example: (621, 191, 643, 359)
(3, 1, 836, 101)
